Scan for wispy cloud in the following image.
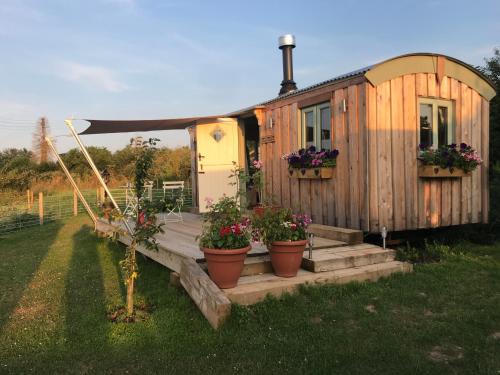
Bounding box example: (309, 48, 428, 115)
(57, 62, 128, 92)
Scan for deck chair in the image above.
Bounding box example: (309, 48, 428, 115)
(162, 181, 184, 223)
(144, 181, 154, 201)
(123, 183, 137, 216)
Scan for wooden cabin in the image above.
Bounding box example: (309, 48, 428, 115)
(189, 47, 496, 233)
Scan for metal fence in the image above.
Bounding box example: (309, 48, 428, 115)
(0, 187, 193, 235)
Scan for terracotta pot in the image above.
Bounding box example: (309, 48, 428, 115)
(201, 246, 251, 289)
(253, 205, 281, 217)
(269, 240, 308, 277)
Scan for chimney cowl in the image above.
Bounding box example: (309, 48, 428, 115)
(278, 34, 297, 95)
(278, 34, 296, 48)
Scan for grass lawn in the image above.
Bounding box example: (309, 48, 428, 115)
(1, 216, 499, 374)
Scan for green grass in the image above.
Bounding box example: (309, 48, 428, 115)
(1, 216, 499, 374)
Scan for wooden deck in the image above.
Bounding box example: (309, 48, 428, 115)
(95, 213, 412, 329)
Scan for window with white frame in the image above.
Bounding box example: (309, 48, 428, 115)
(301, 102, 331, 150)
(419, 98, 454, 148)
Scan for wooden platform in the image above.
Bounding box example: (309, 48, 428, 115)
(96, 214, 412, 329)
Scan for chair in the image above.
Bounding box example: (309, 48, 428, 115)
(123, 182, 138, 216)
(162, 181, 185, 223)
(144, 181, 154, 201)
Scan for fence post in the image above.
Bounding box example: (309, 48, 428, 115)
(38, 192, 44, 225)
(73, 189, 78, 216)
(27, 189, 31, 210)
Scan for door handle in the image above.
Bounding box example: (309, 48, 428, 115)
(198, 152, 205, 161)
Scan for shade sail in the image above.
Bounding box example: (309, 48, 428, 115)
(79, 116, 223, 135)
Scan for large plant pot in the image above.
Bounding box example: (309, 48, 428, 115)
(269, 240, 308, 277)
(201, 246, 251, 289)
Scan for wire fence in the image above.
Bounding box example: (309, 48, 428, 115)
(0, 187, 193, 235)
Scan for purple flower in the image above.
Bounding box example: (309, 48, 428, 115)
(460, 143, 467, 150)
(419, 143, 428, 151)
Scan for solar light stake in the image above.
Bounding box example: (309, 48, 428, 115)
(381, 226, 387, 249)
(308, 233, 314, 259)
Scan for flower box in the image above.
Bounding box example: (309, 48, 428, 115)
(288, 167, 334, 179)
(418, 165, 471, 178)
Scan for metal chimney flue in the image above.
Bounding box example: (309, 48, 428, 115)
(278, 34, 297, 95)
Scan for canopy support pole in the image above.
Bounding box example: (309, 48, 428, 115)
(65, 119, 133, 235)
(45, 136, 97, 226)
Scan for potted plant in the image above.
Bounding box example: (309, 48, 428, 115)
(418, 143, 482, 177)
(197, 196, 252, 288)
(282, 146, 339, 179)
(252, 208, 312, 277)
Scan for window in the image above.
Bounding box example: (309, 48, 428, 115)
(301, 102, 331, 150)
(419, 98, 454, 148)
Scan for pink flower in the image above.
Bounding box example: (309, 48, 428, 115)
(253, 160, 263, 169)
(204, 197, 214, 207)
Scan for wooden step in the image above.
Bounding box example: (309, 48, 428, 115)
(241, 239, 348, 277)
(307, 224, 363, 245)
(301, 244, 395, 272)
(223, 261, 412, 305)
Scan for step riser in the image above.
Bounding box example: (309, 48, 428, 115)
(226, 262, 412, 305)
(302, 251, 395, 273)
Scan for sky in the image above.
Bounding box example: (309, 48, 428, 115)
(0, 0, 499, 153)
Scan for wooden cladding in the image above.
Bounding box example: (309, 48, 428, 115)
(260, 135, 275, 144)
(367, 73, 488, 231)
(260, 83, 368, 230)
(258, 71, 489, 233)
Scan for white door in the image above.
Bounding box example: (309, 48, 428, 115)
(196, 119, 239, 212)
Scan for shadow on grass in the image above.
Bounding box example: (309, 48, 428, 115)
(64, 224, 109, 353)
(0, 222, 63, 333)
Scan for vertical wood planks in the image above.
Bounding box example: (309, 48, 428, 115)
(367, 83, 379, 232)
(289, 103, 301, 213)
(440, 76, 452, 226)
(376, 81, 393, 230)
(326, 95, 336, 226)
(272, 108, 282, 205)
(347, 85, 360, 229)
(416, 73, 429, 228)
(460, 83, 472, 224)
(427, 74, 441, 228)
(471, 90, 482, 223)
(481, 99, 490, 223)
(334, 89, 347, 227)
(280, 105, 291, 210)
(390, 76, 406, 230)
(450, 78, 462, 225)
(357, 84, 369, 231)
(403, 74, 418, 229)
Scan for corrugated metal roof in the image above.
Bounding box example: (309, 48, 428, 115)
(258, 65, 373, 105)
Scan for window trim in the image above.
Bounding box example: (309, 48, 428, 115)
(418, 97, 454, 149)
(301, 102, 331, 150)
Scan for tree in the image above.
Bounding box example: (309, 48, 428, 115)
(479, 48, 500, 165)
(61, 147, 113, 176)
(117, 138, 163, 319)
(32, 117, 52, 164)
(0, 148, 36, 190)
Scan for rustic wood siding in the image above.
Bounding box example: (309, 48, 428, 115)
(262, 83, 369, 230)
(260, 73, 489, 232)
(365, 73, 489, 232)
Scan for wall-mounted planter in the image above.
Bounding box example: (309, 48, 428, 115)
(288, 167, 334, 179)
(418, 165, 471, 178)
